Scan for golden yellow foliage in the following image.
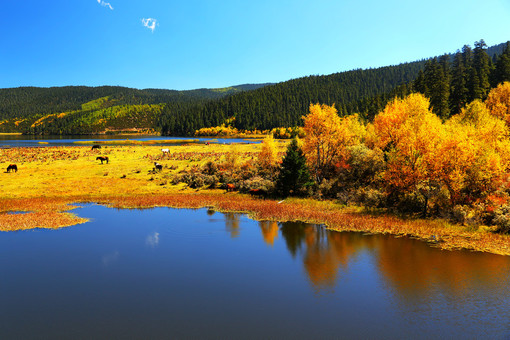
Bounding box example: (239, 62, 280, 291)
(485, 81, 510, 125)
(302, 103, 365, 182)
(373, 94, 442, 194)
(432, 100, 510, 205)
(257, 134, 279, 170)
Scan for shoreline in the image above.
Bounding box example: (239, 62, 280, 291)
(2, 192, 509, 256)
(1, 143, 509, 256)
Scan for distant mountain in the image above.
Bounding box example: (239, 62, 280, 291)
(0, 83, 272, 121)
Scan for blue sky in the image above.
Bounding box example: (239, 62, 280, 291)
(2, 0, 510, 90)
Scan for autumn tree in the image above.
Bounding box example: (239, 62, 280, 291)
(431, 100, 510, 206)
(373, 93, 443, 212)
(302, 103, 365, 183)
(485, 82, 510, 126)
(257, 134, 279, 170)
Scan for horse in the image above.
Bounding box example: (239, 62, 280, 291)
(6, 164, 17, 173)
(154, 162, 163, 171)
(96, 156, 109, 164)
(161, 148, 169, 154)
(225, 183, 235, 192)
(248, 188, 267, 198)
(91, 145, 101, 150)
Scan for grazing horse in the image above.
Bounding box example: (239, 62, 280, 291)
(225, 183, 235, 192)
(161, 148, 169, 154)
(96, 156, 109, 164)
(248, 188, 267, 198)
(91, 145, 101, 150)
(6, 164, 17, 173)
(154, 162, 163, 171)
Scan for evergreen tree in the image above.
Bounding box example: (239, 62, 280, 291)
(471, 40, 492, 100)
(450, 50, 469, 114)
(421, 56, 450, 118)
(493, 41, 510, 85)
(276, 138, 313, 197)
(462, 45, 475, 103)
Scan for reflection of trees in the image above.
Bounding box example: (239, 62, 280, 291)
(233, 213, 510, 298)
(376, 236, 510, 297)
(279, 222, 373, 291)
(258, 221, 279, 246)
(280, 222, 307, 257)
(224, 212, 240, 238)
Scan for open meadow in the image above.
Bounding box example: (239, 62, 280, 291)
(1, 142, 510, 255)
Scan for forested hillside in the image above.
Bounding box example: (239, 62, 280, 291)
(0, 84, 270, 134)
(159, 40, 510, 135)
(0, 40, 508, 135)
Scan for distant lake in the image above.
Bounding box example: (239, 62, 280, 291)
(1, 205, 509, 338)
(0, 135, 259, 148)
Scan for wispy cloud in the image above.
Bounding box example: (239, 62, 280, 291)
(97, 0, 113, 10)
(141, 18, 158, 32)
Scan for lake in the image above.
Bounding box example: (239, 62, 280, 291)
(0, 135, 258, 148)
(1, 205, 510, 339)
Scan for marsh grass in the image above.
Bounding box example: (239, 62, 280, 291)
(1, 143, 509, 255)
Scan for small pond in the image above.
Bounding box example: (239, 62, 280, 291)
(1, 205, 510, 339)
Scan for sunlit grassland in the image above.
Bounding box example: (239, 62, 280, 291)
(1, 142, 509, 255)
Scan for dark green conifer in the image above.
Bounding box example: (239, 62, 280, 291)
(494, 41, 510, 85)
(276, 138, 313, 197)
(471, 40, 492, 100)
(450, 50, 469, 114)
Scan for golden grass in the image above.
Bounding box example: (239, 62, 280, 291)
(1, 143, 509, 255)
(72, 139, 199, 145)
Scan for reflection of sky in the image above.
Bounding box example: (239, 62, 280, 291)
(2, 205, 510, 339)
(102, 251, 120, 267)
(146, 232, 160, 247)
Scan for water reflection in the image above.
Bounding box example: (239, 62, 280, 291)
(224, 212, 240, 238)
(102, 250, 120, 267)
(2, 206, 510, 339)
(256, 215, 510, 295)
(258, 221, 279, 246)
(145, 232, 160, 247)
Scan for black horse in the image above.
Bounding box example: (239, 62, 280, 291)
(154, 162, 163, 171)
(96, 156, 109, 164)
(91, 145, 101, 150)
(6, 164, 17, 173)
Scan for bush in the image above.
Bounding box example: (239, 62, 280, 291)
(238, 176, 275, 193)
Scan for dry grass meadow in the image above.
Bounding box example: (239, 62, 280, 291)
(1, 141, 509, 255)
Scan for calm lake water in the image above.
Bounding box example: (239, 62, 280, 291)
(1, 205, 510, 339)
(0, 135, 258, 148)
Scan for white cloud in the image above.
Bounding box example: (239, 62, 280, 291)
(141, 18, 158, 32)
(97, 0, 113, 10)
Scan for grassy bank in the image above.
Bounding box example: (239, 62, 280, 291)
(1, 143, 509, 255)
